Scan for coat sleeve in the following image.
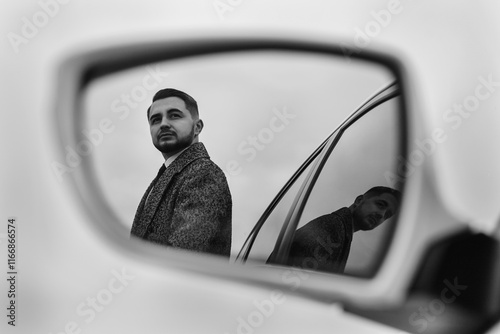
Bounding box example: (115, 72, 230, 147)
(167, 162, 232, 255)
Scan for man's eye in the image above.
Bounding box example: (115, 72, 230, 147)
(170, 113, 181, 119)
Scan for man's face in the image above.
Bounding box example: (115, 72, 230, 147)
(148, 97, 201, 155)
(352, 193, 399, 231)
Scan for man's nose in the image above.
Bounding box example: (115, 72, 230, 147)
(380, 209, 391, 220)
(160, 117, 171, 128)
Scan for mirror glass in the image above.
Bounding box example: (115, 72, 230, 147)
(81, 49, 401, 274)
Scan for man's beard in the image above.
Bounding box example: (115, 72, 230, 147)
(154, 126, 195, 154)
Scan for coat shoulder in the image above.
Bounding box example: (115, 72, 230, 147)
(184, 156, 227, 181)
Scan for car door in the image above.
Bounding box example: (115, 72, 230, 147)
(238, 82, 404, 277)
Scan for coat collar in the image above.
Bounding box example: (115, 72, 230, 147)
(164, 142, 209, 175)
(132, 142, 210, 237)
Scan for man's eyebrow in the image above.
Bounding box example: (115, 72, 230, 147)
(377, 199, 389, 208)
(166, 108, 183, 113)
(149, 108, 185, 121)
(149, 112, 161, 121)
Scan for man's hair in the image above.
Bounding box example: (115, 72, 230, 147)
(147, 88, 199, 119)
(363, 186, 402, 206)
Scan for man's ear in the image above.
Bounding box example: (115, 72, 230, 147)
(353, 195, 364, 207)
(194, 119, 204, 136)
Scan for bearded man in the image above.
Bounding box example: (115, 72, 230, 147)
(130, 88, 232, 257)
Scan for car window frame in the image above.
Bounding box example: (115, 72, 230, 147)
(251, 82, 402, 273)
(235, 135, 330, 262)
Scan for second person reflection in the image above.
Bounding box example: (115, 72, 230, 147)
(285, 186, 401, 274)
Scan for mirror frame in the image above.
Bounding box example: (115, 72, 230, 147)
(52, 31, 411, 307)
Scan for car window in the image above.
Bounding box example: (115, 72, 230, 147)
(241, 150, 322, 263)
(286, 95, 402, 277)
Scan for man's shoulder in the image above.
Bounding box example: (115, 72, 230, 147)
(306, 208, 350, 225)
(179, 146, 226, 179)
(186, 155, 220, 170)
(176, 153, 231, 201)
(297, 208, 351, 234)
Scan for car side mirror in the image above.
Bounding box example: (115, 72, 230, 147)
(52, 33, 415, 316)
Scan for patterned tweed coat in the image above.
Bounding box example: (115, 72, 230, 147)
(130, 142, 232, 256)
(286, 207, 353, 273)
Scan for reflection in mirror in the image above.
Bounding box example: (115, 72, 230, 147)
(82, 49, 398, 267)
(283, 96, 402, 276)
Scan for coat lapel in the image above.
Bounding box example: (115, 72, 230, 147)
(132, 143, 209, 238)
(130, 164, 164, 238)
